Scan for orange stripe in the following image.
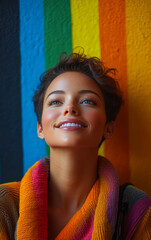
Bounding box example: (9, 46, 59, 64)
(126, 0, 151, 195)
(55, 180, 99, 240)
(99, 0, 130, 183)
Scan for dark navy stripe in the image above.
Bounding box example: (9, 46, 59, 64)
(0, 0, 23, 183)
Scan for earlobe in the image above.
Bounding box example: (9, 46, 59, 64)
(37, 122, 45, 139)
(103, 121, 114, 139)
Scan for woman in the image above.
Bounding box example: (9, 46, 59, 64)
(0, 52, 151, 240)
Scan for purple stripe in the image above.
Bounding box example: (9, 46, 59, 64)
(100, 159, 119, 231)
(124, 196, 151, 240)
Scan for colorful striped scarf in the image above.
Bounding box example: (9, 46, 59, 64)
(16, 157, 119, 240)
(0, 157, 151, 239)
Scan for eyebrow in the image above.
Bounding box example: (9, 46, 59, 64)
(46, 89, 102, 100)
(78, 90, 102, 99)
(46, 90, 65, 99)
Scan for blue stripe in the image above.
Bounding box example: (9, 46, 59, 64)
(19, 0, 46, 173)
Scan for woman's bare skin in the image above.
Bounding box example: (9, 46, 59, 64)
(37, 72, 113, 239)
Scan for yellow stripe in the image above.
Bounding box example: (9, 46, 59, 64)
(70, 0, 100, 57)
(70, 0, 104, 155)
(126, 0, 151, 195)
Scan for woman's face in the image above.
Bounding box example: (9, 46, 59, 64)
(37, 72, 111, 149)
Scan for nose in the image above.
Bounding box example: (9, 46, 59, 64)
(63, 104, 79, 116)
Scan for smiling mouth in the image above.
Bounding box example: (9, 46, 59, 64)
(56, 119, 87, 129)
(59, 122, 85, 128)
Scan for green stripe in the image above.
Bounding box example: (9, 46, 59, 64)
(44, 0, 72, 154)
(44, 0, 72, 69)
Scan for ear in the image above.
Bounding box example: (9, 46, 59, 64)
(37, 122, 45, 139)
(103, 121, 114, 139)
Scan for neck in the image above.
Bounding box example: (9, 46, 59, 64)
(48, 147, 99, 211)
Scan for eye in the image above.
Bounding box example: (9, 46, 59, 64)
(48, 100, 62, 106)
(80, 99, 96, 105)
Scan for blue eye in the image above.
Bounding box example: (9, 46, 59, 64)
(49, 100, 62, 106)
(81, 99, 95, 105)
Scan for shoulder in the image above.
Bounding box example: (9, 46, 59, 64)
(0, 182, 20, 207)
(122, 184, 151, 239)
(0, 182, 20, 239)
(132, 206, 151, 240)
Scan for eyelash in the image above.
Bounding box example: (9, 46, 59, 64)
(80, 99, 96, 105)
(48, 98, 96, 106)
(48, 100, 62, 106)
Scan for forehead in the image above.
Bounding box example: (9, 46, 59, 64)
(44, 71, 103, 97)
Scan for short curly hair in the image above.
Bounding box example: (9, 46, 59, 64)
(33, 52, 123, 126)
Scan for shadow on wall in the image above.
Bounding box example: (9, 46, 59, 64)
(129, 88, 151, 196)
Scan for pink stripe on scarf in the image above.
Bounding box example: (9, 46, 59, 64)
(71, 215, 94, 240)
(31, 160, 48, 240)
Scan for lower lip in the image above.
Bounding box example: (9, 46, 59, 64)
(58, 126, 84, 130)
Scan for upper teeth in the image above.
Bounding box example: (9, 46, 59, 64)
(60, 123, 82, 127)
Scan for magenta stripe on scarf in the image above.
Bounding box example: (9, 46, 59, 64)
(71, 215, 94, 240)
(124, 196, 151, 240)
(31, 160, 48, 240)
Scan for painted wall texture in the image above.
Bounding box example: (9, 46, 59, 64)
(0, 0, 151, 195)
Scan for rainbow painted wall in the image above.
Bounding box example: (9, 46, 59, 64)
(0, 0, 151, 195)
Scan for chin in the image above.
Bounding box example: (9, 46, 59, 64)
(47, 135, 101, 149)
(49, 141, 99, 149)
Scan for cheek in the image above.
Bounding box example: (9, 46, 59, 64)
(41, 109, 59, 128)
(87, 110, 106, 128)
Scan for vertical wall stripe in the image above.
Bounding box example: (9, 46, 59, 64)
(0, 0, 23, 183)
(19, 0, 46, 173)
(70, 0, 104, 155)
(44, 0, 72, 70)
(126, 0, 151, 194)
(71, 0, 100, 58)
(44, 0, 72, 155)
(99, 0, 130, 183)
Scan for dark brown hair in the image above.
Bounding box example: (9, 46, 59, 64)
(33, 52, 123, 126)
